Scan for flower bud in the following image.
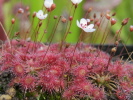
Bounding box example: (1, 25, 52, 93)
(18, 8, 24, 13)
(32, 12, 36, 18)
(111, 18, 116, 25)
(121, 18, 130, 26)
(112, 12, 116, 16)
(69, 16, 73, 21)
(15, 32, 20, 36)
(115, 41, 119, 46)
(54, 16, 58, 19)
(130, 25, 133, 32)
(51, 4, 56, 11)
(11, 18, 15, 24)
(106, 14, 110, 20)
(111, 47, 117, 53)
(88, 8, 92, 13)
(61, 17, 67, 23)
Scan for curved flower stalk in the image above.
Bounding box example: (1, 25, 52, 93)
(77, 18, 96, 32)
(36, 10, 48, 20)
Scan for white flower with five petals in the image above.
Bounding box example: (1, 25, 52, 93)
(44, 0, 54, 8)
(36, 10, 48, 20)
(77, 18, 96, 32)
(71, 0, 82, 5)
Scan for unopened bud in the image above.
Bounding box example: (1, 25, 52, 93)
(88, 8, 92, 13)
(65, 43, 70, 48)
(112, 12, 116, 16)
(11, 18, 15, 24)
(122, 18, 130, 26)
(54, 16, 58, 19)
(32, 12, 36, 18)
(130, 25, 133, 32)
(18, 8, 24, 13)
(61, 17, 67, 23)
(15, 32, 20, 36)
(111, 18, 117, 25)
(51, 4, 56, 11)
(111, 47, 117, 53)
(115, 41, 119, 46)
(39, 22, 42, 27)
(106, 14, 110, 20)
(69, 16, 73, 21)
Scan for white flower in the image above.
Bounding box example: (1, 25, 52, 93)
(36, 10, 48, 20)
(71, 0, 82, 5)
(77, 18, 96, 32)
(44, 0, 53, 8)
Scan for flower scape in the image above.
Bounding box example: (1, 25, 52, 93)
(0, 0, 133, 100)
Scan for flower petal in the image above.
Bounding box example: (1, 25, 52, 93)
(77, 0, 82, 4)
(44, 0, 53, 8)
(86, 19, 90, 22)
(83, 28, 96, 33)
(71, 0, 82, 4)
(36, 10, 43, 19)
(37, 10, 43, 15)
(80, 18, 87, 25)
(88, 24, 94, 29)
(77, 20, 81, 28)
(43, 14, 48, 19)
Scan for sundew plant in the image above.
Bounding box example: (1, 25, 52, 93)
(0, 0, 133, 100)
